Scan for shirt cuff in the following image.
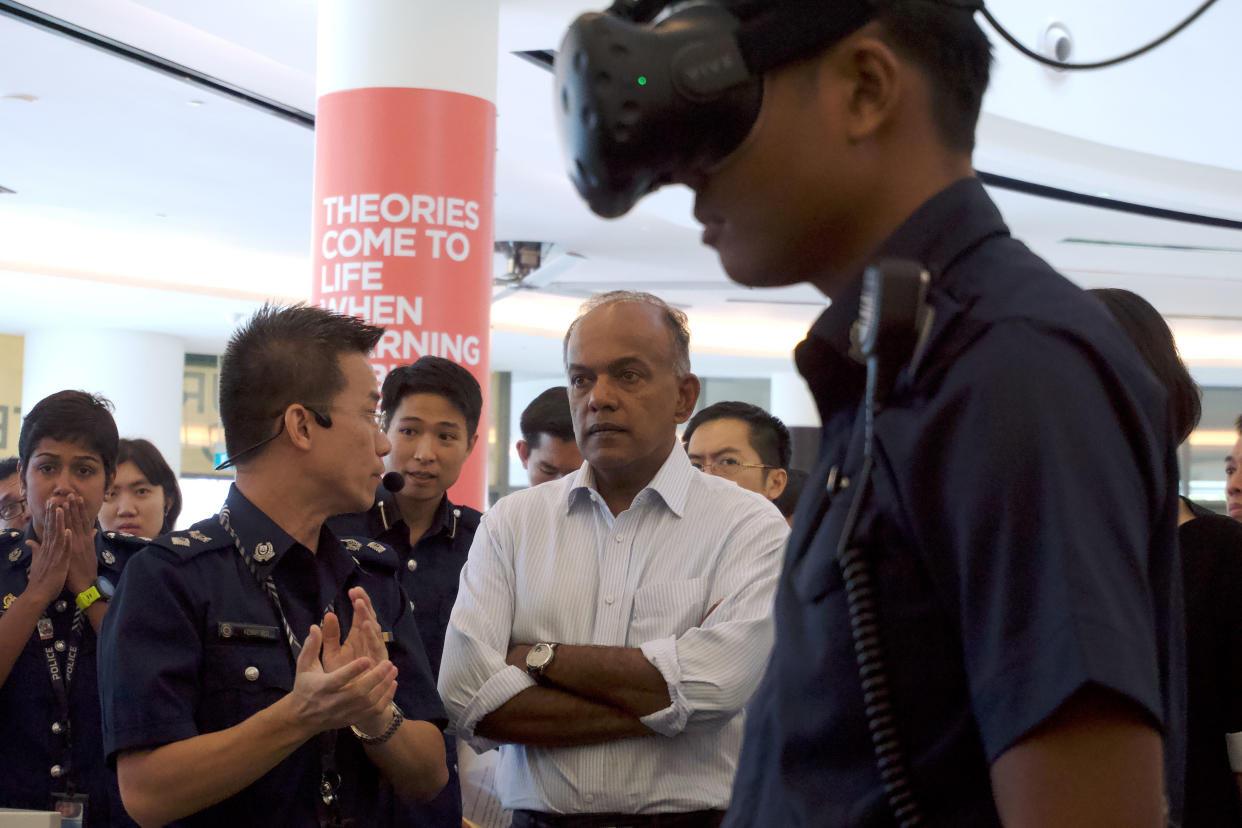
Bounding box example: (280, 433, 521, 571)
(639, 637, 689, 737)
(459, 664, 538, 752)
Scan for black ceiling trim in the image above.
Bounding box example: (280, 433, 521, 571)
(5, 0, 1240, 233)
(0, 0, 314, 128)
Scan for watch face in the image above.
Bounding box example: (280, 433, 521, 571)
(527, 643, 553, 671)
(96, 576, 115, 599)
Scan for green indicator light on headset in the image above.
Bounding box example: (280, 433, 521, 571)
(637, 76, 647, 86)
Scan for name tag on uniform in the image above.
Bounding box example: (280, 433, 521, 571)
(216, 622, 281, 643)
(37, 618, 55, 640)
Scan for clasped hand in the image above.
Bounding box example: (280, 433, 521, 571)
(25, 495, 98, 605)
(289, 586, 397, 738)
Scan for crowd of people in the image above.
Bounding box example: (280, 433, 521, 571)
(3, 2, 1242, 827)
(0, 285, 1240, 827)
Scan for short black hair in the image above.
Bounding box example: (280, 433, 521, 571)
(520, 387, 575, 447)
(117, 438, 182, 534)
(18, 391, 119, 480)
(874, 2, 993, 153)
(773, 467, 808, 518)
(381, 356, 483, 436)
(0, 457, 18, 480)
(219, 304, 384, 465)
(1090, 288, 1202, 445)
(682, 401, 791, 468)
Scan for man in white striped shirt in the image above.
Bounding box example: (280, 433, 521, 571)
(439, 292, 789, 828)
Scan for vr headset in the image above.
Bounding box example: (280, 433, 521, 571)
(554, 0, 978, 218)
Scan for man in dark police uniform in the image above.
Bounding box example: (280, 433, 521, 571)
(687, 5, 1186, 827)
(98, 304, 449, 827)
(329, 355, 484, 827)
(555, 0, 1186, 825)
(0, 390, 145, 826)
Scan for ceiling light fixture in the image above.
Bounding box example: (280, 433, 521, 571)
(1, 93, 38, 103)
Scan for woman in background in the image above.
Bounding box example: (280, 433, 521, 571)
(1092, 287, 1242, 825)
(99, 438, 181, 540)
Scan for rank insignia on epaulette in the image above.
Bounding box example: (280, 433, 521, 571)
(2, 593, 14, 609)
(172, 537, 191, 547)
(253, 542, 275, 563)
(367, 542, 385, 554)
(7, 548, 21, 562)
(343, 539, 362, 552)
(102, 550, 116, 565)
(189, 530, 211, 543)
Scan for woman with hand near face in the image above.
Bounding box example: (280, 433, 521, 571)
(0, 391, 145, 826)
(99, 438, 182, 541)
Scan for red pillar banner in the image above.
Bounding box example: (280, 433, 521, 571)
(312, 87, 496, 509)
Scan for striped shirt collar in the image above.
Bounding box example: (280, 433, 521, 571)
(567, 442, 693, 518)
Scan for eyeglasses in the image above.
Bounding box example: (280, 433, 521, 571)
(0, 499, 27, 521)
(306, 406, 386, 433)
(216, 404, 385, 471)
(691, 458, 776, 478)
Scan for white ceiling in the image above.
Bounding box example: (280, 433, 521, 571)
(0, 0, 1240, 380)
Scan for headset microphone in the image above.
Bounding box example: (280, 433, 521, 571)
(381, 472, 405, 493)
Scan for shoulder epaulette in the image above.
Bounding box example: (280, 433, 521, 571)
(341, 536, 399, 572)
(1, 529, 25, 564)
(102, 530, 152, 549)
(146, 519, 233, 560)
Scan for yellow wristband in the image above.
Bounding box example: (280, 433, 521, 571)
(75, 585, 102, 611)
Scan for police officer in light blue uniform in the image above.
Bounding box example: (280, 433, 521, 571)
(0, 390, 143, 827)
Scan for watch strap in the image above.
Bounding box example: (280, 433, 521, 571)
(75, 585, 102, 611)
(351, 702, 404, 745)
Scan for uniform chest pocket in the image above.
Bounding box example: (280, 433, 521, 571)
(199, 641, 293, 731)
(627, 578, 709, 646)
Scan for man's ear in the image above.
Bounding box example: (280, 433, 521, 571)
(465, 432, 479, 456)
(516, 439, 530, 468)
(283, 405, 316, 452)
(764, 467, 788, 502)
(674, 373, 702, 424)
(833, 31, 902, 144)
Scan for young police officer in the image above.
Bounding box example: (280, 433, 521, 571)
(329, 355, 483, 828)
(98, 305, 448, 827)
(0, 390, 144, 826)
(555, 2, 1184, 825)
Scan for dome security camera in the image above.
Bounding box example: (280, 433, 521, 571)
(1042, 22, 1073, 67)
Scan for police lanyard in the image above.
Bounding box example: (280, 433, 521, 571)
(31, 573, 86, 791)
(216, 509, 350, 828)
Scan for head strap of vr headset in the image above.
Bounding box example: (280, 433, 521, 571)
(606, 0, 983, 76)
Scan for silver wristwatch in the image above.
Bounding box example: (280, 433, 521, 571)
(525, 642, 558, 678)
(351, 702, 404, 745)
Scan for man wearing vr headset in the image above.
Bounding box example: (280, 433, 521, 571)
(555, 1, 1185, 826)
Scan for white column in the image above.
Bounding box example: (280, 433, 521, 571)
(770, 371, 819, 429)
(22, 329, 185, 476)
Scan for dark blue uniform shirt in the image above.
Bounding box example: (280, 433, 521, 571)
(725, 178, 1186, 827)
(0, 525, 144, 827)
(328, 488, 479, 828)
(98, 485, 446, 827)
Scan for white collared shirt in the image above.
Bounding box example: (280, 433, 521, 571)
(438, 445, 789, 814)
